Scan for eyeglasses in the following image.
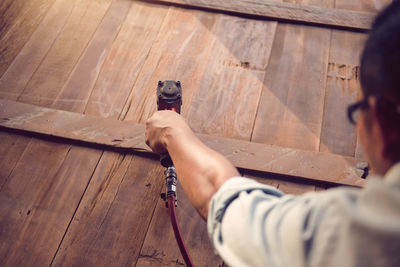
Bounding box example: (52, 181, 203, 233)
(347, 98, 370, 125)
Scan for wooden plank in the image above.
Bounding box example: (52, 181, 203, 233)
(16, 0, 112, 107)
(0, 99, 366, 186)
(320, 0, 389, 158)
(0, 0, 79, 101)
(319, 40, 364, 156)
(346, 0, 388, 159)
(0, 0, 116, 193)
(0, 0, 117, 264)
(125, 7, 225, 266)
(136, 183, 222, 266)
(0, 132, 29, 190)
(52, 154, 166, 266)
(136, 10, 277, 266)
(187, 14, 277, 140)
(0, 142, 100, 266)
(143, 0, 376, 31)
(0, 0, 56, 78)
(0, 0, 84, 188)
(120, 6, 218, 123)
(51, 0, 133, 112)
(319, 0, 377, 157)
(84, 2, 174, 119)
(2, 0, 116, 169)
(51, 2, 171, 265)
(252, 0, 332, 152)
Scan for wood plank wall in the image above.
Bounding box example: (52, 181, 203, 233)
(0, 0, 390, 266)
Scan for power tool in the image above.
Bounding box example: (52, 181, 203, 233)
(156, 80, 194, 267)
(157, 80, 182, 168)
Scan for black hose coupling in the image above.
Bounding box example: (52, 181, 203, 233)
(160, 166, 178, 207)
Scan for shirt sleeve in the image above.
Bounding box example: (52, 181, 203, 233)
(207, 177, 355, 267)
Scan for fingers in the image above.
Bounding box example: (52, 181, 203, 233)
(145, 111, 168, 154)
(145, 110, 192, 154)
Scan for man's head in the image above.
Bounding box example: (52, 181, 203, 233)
(357, 1, 400, 175)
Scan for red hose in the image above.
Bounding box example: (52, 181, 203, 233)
(168, 195, 194, 267)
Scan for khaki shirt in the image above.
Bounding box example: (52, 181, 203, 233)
(208, 163, 400, 267)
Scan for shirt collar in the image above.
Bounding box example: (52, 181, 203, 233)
(384, 161, 400, 185)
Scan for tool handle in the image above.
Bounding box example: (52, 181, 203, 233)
(157, 80, 182, 167)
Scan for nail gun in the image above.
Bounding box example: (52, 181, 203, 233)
(156, 80, 194, 267)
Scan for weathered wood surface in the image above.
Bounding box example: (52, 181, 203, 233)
(0, 0, 60, 192)
(50, 2, 174, 266)
(52, 154, 166, 266)
(252, 0, 332, 152)
(0, 0, 56, 78)
(143, 0, 376, 31)
(187, 14, 277, 140)
(136, 9, 277, 266)
(0, 0, 74, 100)
(0, 99, 366, 187)
(0, 0, 389, 266)
(0, 0, 117, 265)
(50, 3, 216, 266)
(319, 0, 374, 157)
(137, 182, 221, 266)
(16, 0, 113, 107)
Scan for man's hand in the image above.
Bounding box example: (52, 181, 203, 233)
(145, 110, 239, 219)
(145, 110, 193, 154)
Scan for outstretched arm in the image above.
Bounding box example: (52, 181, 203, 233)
(145, 110, 239, 219)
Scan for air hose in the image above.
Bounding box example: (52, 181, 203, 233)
(156, 80, 194, 266)
(161, 166, 194, 267)
(168, 195, 194, 267)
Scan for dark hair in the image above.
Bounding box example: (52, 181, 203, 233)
(360, 1, 400, 104)
(360, 1, 400, 162)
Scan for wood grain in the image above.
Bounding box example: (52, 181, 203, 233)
(16, 0, 112, 107)
(52, 0, 133, 112)
(0, 0, 56, 78)
(50, 2, 172, 266)
(136, 182, 222, 267)
(143, 0, 376, 31)
(0, 0, 379, 265)
(135, 10, 278, 266)
(0, 0, 117, 265)
(120, 6, 218, 123)
(0, 0, 79, 193)
(0, 132, 29, 190)
(319, 61, 362, 156)
(0, 99, 366, 187)
(52, 154, 165, 266)
(187, 14, 277, 140)
(0, 0, 61, 184)
(0, 0, 116, 190)
(342, 0, 388, 160)
(252, 0, 332, 151)
(84, 2, 170, 119)
(320, 0, 389, 158)
(319, 0, 367, 157)
(0, 142, 100, 266)
(0, 0, 75, 101)
(127, 7, 226, 266)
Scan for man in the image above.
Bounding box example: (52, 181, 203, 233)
(145, 2, 400, 266)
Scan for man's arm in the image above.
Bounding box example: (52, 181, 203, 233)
(145, 110, 240, 219)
